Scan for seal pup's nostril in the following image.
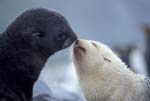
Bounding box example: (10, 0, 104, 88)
(75, 40, 79, 45)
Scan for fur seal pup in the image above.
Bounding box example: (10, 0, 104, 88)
(0, 8, 77, 101)
(73, 39, 150, 101)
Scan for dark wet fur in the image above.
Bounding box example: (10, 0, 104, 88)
(0, 8, 77, 101)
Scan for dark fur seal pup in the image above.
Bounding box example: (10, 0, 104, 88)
(73, 39, 150, 101)
(0, 8, 77, 101)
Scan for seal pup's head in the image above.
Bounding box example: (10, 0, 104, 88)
(72, 39, 136, 100)
(73, 39, 122, 77)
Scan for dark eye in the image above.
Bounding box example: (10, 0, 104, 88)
(92, 42, 97, 48)
(57, 33, 67, 41)
(103, 57, 111, 62)
(32, 32, 44, 38)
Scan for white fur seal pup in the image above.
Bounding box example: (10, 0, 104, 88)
(72, 39, 150, 101)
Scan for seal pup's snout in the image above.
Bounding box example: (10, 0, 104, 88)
(73, 40, 86, 56)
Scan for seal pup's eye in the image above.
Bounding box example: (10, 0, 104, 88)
(32, 32, 45, 38)
(103, 57, 111, 62)
(91, 42, 98, 48)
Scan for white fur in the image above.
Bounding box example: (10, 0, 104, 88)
(73, 39, 149, 101)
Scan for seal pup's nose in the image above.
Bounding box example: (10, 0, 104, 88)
(75, 40, 79, 45)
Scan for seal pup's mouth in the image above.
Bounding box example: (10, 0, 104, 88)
(74, 46, 86, 53)
(73, 40, 86, 58)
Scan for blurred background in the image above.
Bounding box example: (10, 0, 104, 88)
(0, 0, 150, 100)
